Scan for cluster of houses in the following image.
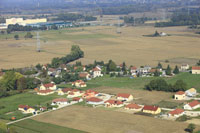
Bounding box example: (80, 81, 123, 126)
(174, 88, 197, 100)
(18, 105, 47, 114)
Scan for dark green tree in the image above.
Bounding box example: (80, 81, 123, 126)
(173, 80, 187, 92)
(157, 62, 162, 69)
(154, 69, 160, 77)
(185, 123, 196, 133)
(14, 34, 19, 40)
(196, 60, 200, 66)
(107, 60, 117, 72)
(166, 65, 172, 75)
(173, 65, 179, 74)
(24, 32, 33, 38)
(17, 77, 27, 90)
(154, 30, 160, 37)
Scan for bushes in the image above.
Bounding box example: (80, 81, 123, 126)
(145, 79, 187, 92)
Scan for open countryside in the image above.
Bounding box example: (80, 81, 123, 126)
(1, 0, 200, 133)
(0, 26, 200, 69)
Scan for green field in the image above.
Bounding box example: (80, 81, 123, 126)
(84, 72, 200, 92)
(59, 72, 200, 92)
(10, 119, 86, 133)
(0, 92, 62, 120)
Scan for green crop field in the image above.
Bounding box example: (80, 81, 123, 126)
(10, 119, 86, 133)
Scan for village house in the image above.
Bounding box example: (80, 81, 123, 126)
(104, 100, 124, 108)
(184, 100, 200, 110)
(18, 105, 36, 114)
(185, 88, 197, 97)
(72, 97, 83, 102)
(51, 98, 68, 105)
(124, 103, 142, 111)
(40, 83, 57, 90)
(57, 88, 72, 95)
(37, 89, 54, 95)
(168, 108, 185, 118)
(67, 89, 83, 98)
(149, 68, 161, 75)
(82, 89, 98, 99)
(72, 80, 87, 88)
(47, 68, 56, 76)
(79, 72, 91, 80)
(92, 66, 103, 78)
(42, 64, 48, 70)
(86, 97, 104, 105)
(142, 105, 161, 114)
(136, 66, 151, 76)
(40, 107, 47, 112)
(130, 66, 137, 76)
(116, 93, 133, 102)
(192, 66, 200, 74)
(174, 91, 186, 100)
(180, 64, 189, 72)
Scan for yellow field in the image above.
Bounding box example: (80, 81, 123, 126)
(0, 25, 200, 69)
(32, 105, 198, 133)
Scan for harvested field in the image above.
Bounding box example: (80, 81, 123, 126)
(32, 105, 197, 133)
(0, 25, 200, 69)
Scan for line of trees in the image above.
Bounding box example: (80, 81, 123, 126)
(145, 78, 187, 92)
(7, 24, 47, 33)
(53, 13, 97, 22)
(51, 45, 84, 68)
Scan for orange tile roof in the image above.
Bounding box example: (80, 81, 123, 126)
(87, 97, 103, 102)
(52, 98, 68, 103)
(143, 105, 159, 111)
(117, 93, 131, 98)
(105, 100, 123, 105)
(175, 91, 185, 95)
(192, 66, 200, 70)
(125, 103, 142, 109)
(38, 89, 53, 93)
(188, 100, 200, 108)
(169, 108, 184, 115)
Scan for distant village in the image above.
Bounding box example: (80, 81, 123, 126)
(1, 59, 199, 122)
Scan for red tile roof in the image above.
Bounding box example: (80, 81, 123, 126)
(117, 93, 131, 98)
(125, 103, 142, 109)
(87, 97, 103, 102)
(62, 88, 72, 93)
(143, 105, 159, 111)
(18, 105, 32, 109)
(188, 100, 200, 108)
(175, 91, 185, 95)
(105, 100, 123, 105)
(73, 97, 81, 101)
(43, 83, 55, 88)
(85, 89, 98, 94)
(38, 89, 53, 93)
(131, 66, 137, 70)
(79, 73, 89, 78)
(169, 108, 184, 115)
(192, 66, 200, 70)
(93, 67, 101, 71)
(52, 98, 68, 103)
